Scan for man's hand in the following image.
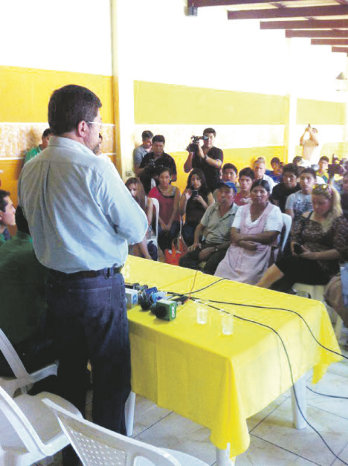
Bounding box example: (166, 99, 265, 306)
(188, 242, 201, 252)
(198, 246, 215, 261)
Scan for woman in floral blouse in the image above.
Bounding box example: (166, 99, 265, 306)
(257, 184, 348, 291)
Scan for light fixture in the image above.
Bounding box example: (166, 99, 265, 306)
(336, 71, 348, 92)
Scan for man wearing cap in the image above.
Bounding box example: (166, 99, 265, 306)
(179, 181, 238, 274)
(18, 85, 148, 449)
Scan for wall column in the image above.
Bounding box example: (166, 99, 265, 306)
(285, 38, 298, 162)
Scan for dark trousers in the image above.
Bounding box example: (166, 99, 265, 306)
(158, 220, 180, 251)
(47, 270, 130, 434)
(182, 224, 196, 247)
(179, 244, 228, 275)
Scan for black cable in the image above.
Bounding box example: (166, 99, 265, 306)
(306, 385, 348, 400)
(202, 301, 348, 465)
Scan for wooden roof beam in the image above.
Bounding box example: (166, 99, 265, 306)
(312, 38, 348, 45)
(332, 46, 348, 52)
(261, 19, 348, 29)
(286, 29, 348, 38)
(227, 5, 348, 20)
(189, 0, 297, 6)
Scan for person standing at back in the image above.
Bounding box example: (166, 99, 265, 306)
(18, 85, 148, 454)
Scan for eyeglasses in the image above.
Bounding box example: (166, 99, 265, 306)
(87, 120, 102, 127)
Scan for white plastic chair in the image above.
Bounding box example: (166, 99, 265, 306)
(149, 197, 160, 260)
(0, 385, 81, 465)
(281, 213, 292, 253)
(44, 399, 209, 466)
(0, 329, 58, 396)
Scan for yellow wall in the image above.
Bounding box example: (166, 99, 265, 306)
(297, 98, 346, 126)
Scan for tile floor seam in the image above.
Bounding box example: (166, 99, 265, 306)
(132, 410, 174, 438)
(249, 394, 289, 433)
(250, 433, 322, 465)
(306, 401, 348, 422)
(330, 438, 348, 466)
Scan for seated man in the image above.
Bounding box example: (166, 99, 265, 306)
(179, 181, 238, 275)
(0, 207, 55, 376)
(24, 128, 52, 164)
(0, 190, 16, 245)
(271, 163, 300, 213)
(133, 130, 153, 175)
(184, 127, 223, 192)
(285, 167, 315, 220)
(253, 158, 275, 192)
(138, 135, 177, 193)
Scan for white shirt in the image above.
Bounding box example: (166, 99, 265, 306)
(233, 203, 283, 232)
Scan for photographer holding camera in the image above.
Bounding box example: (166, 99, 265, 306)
(299, 124, 319, 166)
(139, 135, 177, 194)
(184, 127, 223, 192)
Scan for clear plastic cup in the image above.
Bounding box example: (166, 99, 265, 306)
(221, 314, 234, 335)
(196, 306, 208, 325)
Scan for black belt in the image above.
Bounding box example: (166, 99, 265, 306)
(48, 265, 123, 279)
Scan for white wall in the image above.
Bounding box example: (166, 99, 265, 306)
(0, 0, 112, 75)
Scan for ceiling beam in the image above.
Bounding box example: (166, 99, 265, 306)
(261, 19, 348, 30)
(286, 29, 348, 38)
(227, 5, 348, 20)
(189, 0, 298, 6)
(332, 46, 348, 52)
(312, 38, 348, 45)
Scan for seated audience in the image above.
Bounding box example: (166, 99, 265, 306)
(179, 181, 238, 275)
(221, 163, 238, 185)
(0, 207, 55, 376)
(257, 184, 348, 291)
(267, 157, 283, 183)
(139, 135, 177, 193)
(316, 156, 329, 183)
(253, 158, 275, 192)
(285, 167, 316, 220)
(184, 127, 223, 192)
(24, 128, 52, 163)
(234, 167, 255, 206)
(133, 130, 153, 175)
(215, 180, 283, 284)
(271, 163, 300, 213)
(292, 156, 303, 167)
(125, 177, 156, 260)
(180, 169, 214, 246)
(149, 168, 180, 252)
(0, 189, 16, 245)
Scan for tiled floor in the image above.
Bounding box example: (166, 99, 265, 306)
(51, 330, 348, 466)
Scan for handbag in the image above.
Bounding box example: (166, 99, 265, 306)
(164, 234, 188, 265)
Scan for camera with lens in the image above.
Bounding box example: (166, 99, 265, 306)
(187, 135, 208, 152)
(328, 154, 345, 177)
(191, 189, 199, 199)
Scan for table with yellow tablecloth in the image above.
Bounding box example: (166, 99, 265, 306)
(122, 256, 341, 459)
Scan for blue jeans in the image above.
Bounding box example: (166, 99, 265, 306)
(47, 269, 130, 434)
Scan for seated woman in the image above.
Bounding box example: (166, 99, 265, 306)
(257, 184, 348, 291)
(125, 177, 156, 260)
(215, 180, 283, 285)
(180, 169, 214, 246)
(148, 167, 181, 252)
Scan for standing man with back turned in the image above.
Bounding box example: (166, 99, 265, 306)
(18, 85, 148, 439)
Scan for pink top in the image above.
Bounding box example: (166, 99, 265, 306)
(149, 186, 180, 225)
(234, 192, 251, 206)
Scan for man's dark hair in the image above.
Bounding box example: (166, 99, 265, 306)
(282, 163, 298, 177)
(239, 167, 255, 180)
(292, 156, 302, 165)
(42, 128, 52, 138)
(0, 190, 10, 212)
(158, 166, 171, 176)
(300, 167, 316, 179)
(222, 163, 238, 175)
(251, 179, 271, 194)
(319, 155, 329, 163)
(15, 206, 30, 235)
(152, 135, 165, 144)
(203, 128, 216, 137)
(142, 130, 153, 140)
(48, 85, 102, 135)
(271, 157, 281, 165)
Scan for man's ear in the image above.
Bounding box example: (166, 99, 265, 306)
(76, 120, 89, 138)
(0, 211, 3, 223)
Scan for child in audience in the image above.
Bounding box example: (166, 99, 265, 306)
(316, 156, 329, 183)
(180, 169, 214, 246)
(285, 167, 315, 220)
(221, 163, 238, 185)
(271, 163, 300, 213)
(234, 167, 254, 206)
(267, 157, 283, 183)
(149, 168, 181, 252)
(125, 177, 156, 260)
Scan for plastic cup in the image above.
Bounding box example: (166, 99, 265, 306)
(196, 306, 208, 325)
(221, 314, 234, 335)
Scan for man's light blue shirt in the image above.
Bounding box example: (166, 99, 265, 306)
(18, 136, 148, 273)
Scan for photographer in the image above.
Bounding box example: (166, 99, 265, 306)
(299, 124, 319, 166)
(184, 127, 223, 192)
(180, 169, 214, 246)
(139, 135, 177, 194)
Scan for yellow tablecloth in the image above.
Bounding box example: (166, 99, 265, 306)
(123, 256, 341, 457)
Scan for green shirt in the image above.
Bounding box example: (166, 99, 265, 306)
(24, 145, 41, 164)
(0, 231, 48, 344)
